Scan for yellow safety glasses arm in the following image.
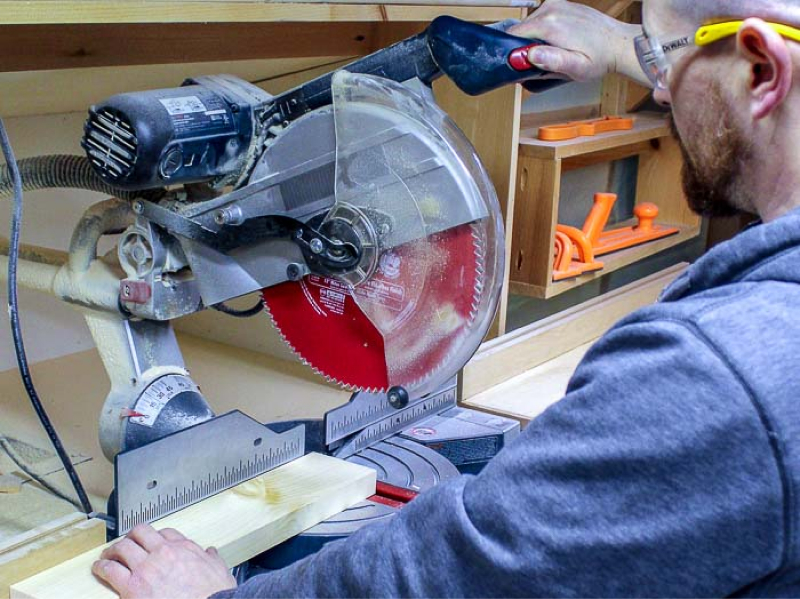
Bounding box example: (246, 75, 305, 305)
(696, 20, 800, 46)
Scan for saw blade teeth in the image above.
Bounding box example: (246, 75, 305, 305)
(262, 296, 387, 394)
(399, 222, 487, 395)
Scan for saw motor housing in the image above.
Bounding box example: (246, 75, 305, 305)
(83, 75, 270, 190)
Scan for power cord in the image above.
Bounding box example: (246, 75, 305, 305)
(210, 299, 265, 318)
(0, 117, 94, 514)
(0, 436, 83, 511)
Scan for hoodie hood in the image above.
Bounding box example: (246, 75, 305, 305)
(661, 206, 800, 302)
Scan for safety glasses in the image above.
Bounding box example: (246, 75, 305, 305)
(635, 20, 800, 91)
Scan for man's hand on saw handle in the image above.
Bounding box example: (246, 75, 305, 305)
(93, 524, 236, 599)
(509, 0, 650, 86)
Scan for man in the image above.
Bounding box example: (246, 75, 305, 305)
(92, 0, 800, 596)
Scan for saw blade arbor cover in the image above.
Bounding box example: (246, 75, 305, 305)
(263, 71, 505, 397)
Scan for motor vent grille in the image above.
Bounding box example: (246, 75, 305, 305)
(83, 108, 138, 181)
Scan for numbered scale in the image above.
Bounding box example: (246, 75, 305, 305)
(129, 375, 201, 427)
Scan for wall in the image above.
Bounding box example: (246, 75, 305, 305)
(0, 112, 105, 372)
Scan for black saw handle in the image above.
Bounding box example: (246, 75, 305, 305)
(427, 15, 570, 96)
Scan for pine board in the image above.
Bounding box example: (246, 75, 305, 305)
(11, 453, 376, 599)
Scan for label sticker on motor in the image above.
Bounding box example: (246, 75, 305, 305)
(159, 96, 207, 116)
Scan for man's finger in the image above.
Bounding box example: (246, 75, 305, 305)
(157, 527, 186, 543)
(92, 559, 132, 594)
(127, 523, 166, 552)
(206, 546, 227, 565)
(101, 538, 149, 569)
(528, 46, 593, 80)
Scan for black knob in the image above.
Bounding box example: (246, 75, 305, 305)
(387, 386, 409, 409)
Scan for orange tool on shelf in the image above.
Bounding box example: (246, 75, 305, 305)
(552, 192, 680, 282)
(552, 226, 605, 282)
(538, 116, 635, 142)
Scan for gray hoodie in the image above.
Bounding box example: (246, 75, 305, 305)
(215, 206, 800, 598)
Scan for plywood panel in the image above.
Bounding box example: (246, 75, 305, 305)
(463, 341, 593, 424)
(11, 453, 376, 599)
(637, 136, 699, 228)
(0, 56, 354, 118)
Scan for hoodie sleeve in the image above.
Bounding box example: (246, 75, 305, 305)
(212, 319, 785, 598)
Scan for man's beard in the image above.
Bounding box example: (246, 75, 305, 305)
(668, 86, 753, 218)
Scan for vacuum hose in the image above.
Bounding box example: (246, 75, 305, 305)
(0, 154, 164, 201)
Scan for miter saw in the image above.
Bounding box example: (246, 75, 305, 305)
(1, 16, 566, 565)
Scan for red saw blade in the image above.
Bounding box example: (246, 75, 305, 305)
(262, 223, 482, 392)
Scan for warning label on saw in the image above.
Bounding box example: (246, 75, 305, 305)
(307, 275, 405, 314)
(307, 276, 348, 315)
(354, 279, 405, 311)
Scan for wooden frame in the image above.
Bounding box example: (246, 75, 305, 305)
(0, 2, 527, 25)
(510, 115, 701, 298)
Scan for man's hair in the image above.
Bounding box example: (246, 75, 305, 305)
(670, 0, 800, 28)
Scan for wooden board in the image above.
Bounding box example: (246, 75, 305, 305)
(509, 154, 561, 293)
(0, 3, 522, 25)
(0, 55, 356, 119)
(11, 453, 376, 599)
(1, 516, 106, 599)
(462, 263, 687, 400)
(463, 341, 593, 425)
(0, 22, 424, 73)
(1, 514, 87, 556)
(518, 112, 670, 160)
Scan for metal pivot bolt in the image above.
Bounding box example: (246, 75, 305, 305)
(309, 238, 325, 254)
(388, 386, 409, 409)
(286, 263, 304, 281)
(214, 205, 245, 226)
(132, 201, 144, 215)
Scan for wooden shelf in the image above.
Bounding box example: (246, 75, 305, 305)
(510, 110, 702, 300)
(510, 222, 700, 299)
(0, 2, 526, 26)
(518, 112, 670, 161)
(0, 2, 528, 75)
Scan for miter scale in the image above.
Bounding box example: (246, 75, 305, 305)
(1, 15, 566, 559)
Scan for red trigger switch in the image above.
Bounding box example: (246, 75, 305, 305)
(509, 43, 541, 71)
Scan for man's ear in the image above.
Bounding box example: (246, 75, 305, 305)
(737, 18, 793, 120)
